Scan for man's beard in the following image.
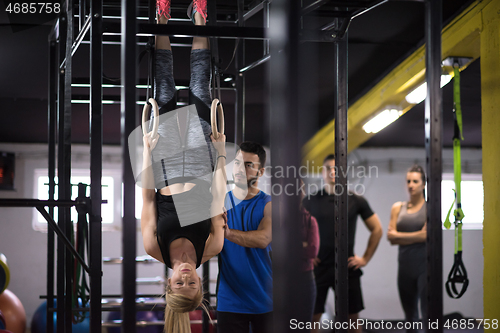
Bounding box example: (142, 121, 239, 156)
(234, 172, 259, 189)
(247, 177, 258, 188)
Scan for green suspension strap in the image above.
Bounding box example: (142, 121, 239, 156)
(444, 65, 469, 299)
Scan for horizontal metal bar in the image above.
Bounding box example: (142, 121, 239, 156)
(103, 15, 191, 22)
(70, 88, 236, 103)
(301, 0, 330, 16)
(136, 277, 164, 285)
(41, 294, 165, 299)
(100, 306, 165, 312)
(102, 320, 187, 327)
(71, 100, 165, 105)
(321, 0, 388, 40)
(36, 207, 91, 274)
(76, 13, 232, 23)
(102, 319, 219, 327)
(0, 198, 83, 207)
(138, 23, 268, 40)
(103, 22, 268, 40)
(71, 83, 189, 89)
(72, 77, 236, 89)
(240, 54, 270, 73)
(81, 40, 191, 47)
(323, 1, 375, 6)
(300, 29, 337, 42)
(48, 305, 167, 313)
(351, 0, 389, 20)
(239, 0, 272, 23)
(103, 256, 160, 263)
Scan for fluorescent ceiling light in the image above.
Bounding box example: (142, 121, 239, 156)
(362, 109, 403, 134)
(71, 100, 116, 104)
(71, 100, 189, 106)
(71, 84, 189, 90)
(405, 74, 452, 104)
(71, 100, 145, 105)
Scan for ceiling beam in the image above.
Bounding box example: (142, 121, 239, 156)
(303, 0, 489, 167)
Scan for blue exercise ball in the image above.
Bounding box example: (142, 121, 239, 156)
(31, 300, 89, 333)
(107, 310, 162, 333)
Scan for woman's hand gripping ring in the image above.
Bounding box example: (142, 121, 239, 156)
(142, 98, 160, 150)
(211, 99, 225, 139)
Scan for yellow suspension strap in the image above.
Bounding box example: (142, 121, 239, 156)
(443, 64, 468, 299)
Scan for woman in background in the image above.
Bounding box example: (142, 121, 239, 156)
(387, 165, 427, 332)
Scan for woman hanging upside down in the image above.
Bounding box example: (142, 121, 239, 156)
(139, 1, 228, 332)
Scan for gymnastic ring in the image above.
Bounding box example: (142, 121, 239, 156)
(142, 98, 159, 138)
(211, 99, 225, 139)
(0, 253, 10, 294)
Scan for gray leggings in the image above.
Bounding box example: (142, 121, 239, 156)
(150, 48, 215, 189)
(154, 48, 212, 120)
(398, 247, 427, 332)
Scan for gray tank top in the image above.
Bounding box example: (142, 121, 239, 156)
(396, 201, 426, 262)
(150, 105, 215, 189)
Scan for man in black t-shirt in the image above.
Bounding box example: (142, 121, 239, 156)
(303, 154, 382, 333)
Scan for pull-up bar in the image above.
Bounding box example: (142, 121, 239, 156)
(0, 198, 92, 274)
(102, 22, 268, 40)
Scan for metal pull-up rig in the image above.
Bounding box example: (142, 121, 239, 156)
(0, 0, 446, 332)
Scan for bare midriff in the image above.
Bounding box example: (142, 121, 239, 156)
(159, 182, 197, 196)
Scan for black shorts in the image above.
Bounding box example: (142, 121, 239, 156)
(313, 265, 364, 315)
(217, 311, 273, 333)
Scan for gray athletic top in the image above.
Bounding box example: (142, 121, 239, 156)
(150, 105, 215, 189)
(396, 201, 426, 262)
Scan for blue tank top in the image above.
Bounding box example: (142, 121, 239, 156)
(217, 191, 273, 314)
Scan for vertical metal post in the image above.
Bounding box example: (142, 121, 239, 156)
(79, 0, 83, 30)
(208, 0, 220, 113)
(148, 0, 155, 100)
(90, 0, 103, 329)
(203, 3, 216, 320)
(480, 0, 500, 321)
(47, 37, 57, 333)
(235, 0, 245, 144)
(63, 1, 74, 331)
(263, 0, 270, 56)
(269, 1, 302, 331)
(424, 0, 443, 331)
(334, 19, 349, 332)
(202, 262, 210, 333)
(121, 0, 138, 330)
(56, 8, 68, 333)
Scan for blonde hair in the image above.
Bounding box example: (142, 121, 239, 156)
(164, 285, 209, 333)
